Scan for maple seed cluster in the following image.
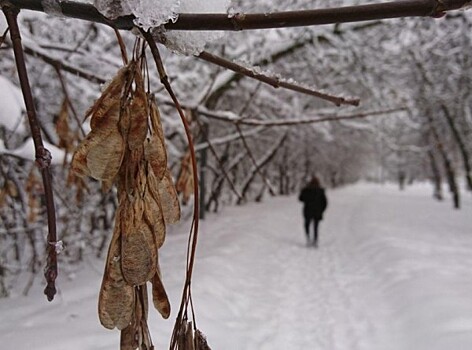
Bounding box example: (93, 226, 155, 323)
(71, 58, 180, 348)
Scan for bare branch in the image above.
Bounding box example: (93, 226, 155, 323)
(235, 123, 277, 196)
(192, 113, 243, 201)
(198, 51, 360, 107)
(6, 0, 471, 31)
(2, 3, 58, 302)
(21, 41, 107, 83)
(195, 106, 405, 127)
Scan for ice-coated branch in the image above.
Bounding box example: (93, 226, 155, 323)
(2, 3, 58, 302)
(5, 0, 471, 30)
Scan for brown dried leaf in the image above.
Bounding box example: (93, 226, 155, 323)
(71, 97, 124, 183)
(66, 170, 89, 203)
(149, 97, 166, 148)
(87, 64, 131, 128)
(0, 181, 16, 206)
(98, 211, 134, 330)
(195, 329, 212, 350)
(120, 324, 138, 350)
(144, 134, 166, 182)
(145, 98, 168, 181)
(157, 169, 181, 224)
(175, 151, 194, 205)
(151, 267, 171, 319)
(121, 285, 153, 350)
(120, 197, 157, 286)
(86, 128, 125, 182)
(144, 170, 167, 248)
(26, 169, 42, 223)
(56, 99, 75, 152)
(126, 70, 149, 151)
(71, 63, 133, 182)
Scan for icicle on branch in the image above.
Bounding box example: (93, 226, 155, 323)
(2, 3, 58, 302)
(5, 0, 471, 31)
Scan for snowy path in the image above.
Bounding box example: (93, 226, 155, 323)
(1, 184, 472, 350)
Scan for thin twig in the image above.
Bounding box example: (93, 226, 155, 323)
(2, 3, 58, 302)
(197, 107, 406, 126)
(234, 123, 277, 196)
(0, 27, 9, 47)
(197, 51, 360, 107)
(193, 112, 243, 201)
(53, 66, 86, 137)
(22, 42, 106, 83)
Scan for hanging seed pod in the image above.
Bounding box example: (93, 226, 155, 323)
(125, 71, 149, 151)
(55, 99, 76, 153)
(98, 209, 135, 330)
(175, 151, 194, 205)
(73, 49, 182, 348)
(158, 169, 181, 225)
(146, 97, 168, 181)
(120, 285, 153, 350)
(143, 176, 167, 249)
(120, 193, 157, 286)
(151, 266, 171, 319)
(71, 65, 131, 185)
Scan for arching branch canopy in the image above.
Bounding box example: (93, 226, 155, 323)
(4, 0, 472, 31)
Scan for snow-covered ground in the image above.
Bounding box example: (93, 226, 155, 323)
(1, 183, 471, 350)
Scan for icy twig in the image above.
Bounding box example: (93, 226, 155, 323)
(197, 51, 360, 107)
(2, 3, 58, 302)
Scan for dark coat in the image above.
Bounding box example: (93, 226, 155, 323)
(299, 186, 328, 220)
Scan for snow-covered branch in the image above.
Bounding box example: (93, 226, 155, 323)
(5, 0, 471, 31)
(195, 106, 405, 127)
(198, 51, 359, 107)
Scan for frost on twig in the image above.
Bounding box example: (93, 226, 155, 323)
(198, 51, 360, 107)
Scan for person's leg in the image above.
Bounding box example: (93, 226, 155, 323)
(304, 216, 311, 243)
(313, 219, 320, 247)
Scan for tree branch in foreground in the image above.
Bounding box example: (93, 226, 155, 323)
(197, 51, 360, 107)
(3, 3, 58, 302)
(6, 0, 471, 31)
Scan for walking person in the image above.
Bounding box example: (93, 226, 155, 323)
(298, 176, 328, 247)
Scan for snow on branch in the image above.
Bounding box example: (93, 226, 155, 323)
(194, 106, 405, 127)
(4, 0, 471, 31)
(198, 51, 360, 107)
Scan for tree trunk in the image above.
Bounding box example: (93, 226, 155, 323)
(427, 149, 443, 201)
(441, 105, 472, 191)
(429, 127, 460, 209)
